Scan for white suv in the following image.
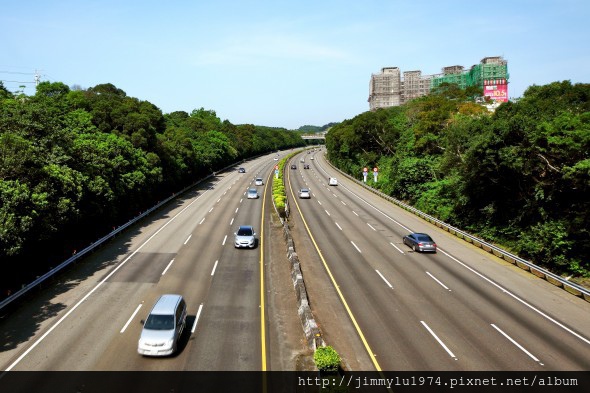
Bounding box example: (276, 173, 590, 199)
(328, 177, 338, 186)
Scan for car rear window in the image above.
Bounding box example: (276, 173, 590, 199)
(417, 235, 433, 241)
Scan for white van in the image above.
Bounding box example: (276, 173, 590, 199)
(138, 294, 187, 356)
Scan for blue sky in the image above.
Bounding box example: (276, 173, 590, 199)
(1, 0, 589, 129)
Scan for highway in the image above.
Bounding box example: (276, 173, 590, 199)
(1, 148, 589, 376)
(285, 149, 590, 371)
(0, 153, 291, 372)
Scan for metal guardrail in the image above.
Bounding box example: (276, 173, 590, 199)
(0, 172, 215, 313)
(0, 155, 258, 313)
(324, 157, 590, 303)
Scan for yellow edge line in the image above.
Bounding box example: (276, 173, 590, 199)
(260, 170, 271, 372)
(287, 163, 382, 372)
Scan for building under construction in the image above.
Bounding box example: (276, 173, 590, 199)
(368, 67, 401, 110)
(368, 56, 509, 110)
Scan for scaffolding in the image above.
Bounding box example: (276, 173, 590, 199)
(431, 65, 468, 90)
(401, 71, 432, 103)
(467, 56, 509, 87)
(430, 56, 509, 92)
(368, 56, 510, 110)
(368, 67, 401, 110)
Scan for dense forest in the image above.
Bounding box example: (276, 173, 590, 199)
(326, 81, 589, 283)
(0, 81, 305, 294)
(297, 123, 339, 133)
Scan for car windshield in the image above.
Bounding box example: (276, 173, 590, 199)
(301, 189, 309, 193)
(237, 227, 253, 236)
(144, 314, 174, 330)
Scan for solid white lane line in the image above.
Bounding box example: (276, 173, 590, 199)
(390, 242, 405, 254)
(5, 185, 213, 371)
(426, 271, 451, 291)
(211, 260, 219, 276)
(162, 259, 175, 275)
(421, 321, 457, 359)
(222, 235, 227, 246)
(439, 249, 590, 345)
(335, 222, 343, 231)
(120, 304, 143, 333)
(351, 241, 362, 253)
(4, 185, 217, 372)
(184, 234, 192, 244)
(376, 270, 393, 289)
(491, 324, 541, 364)
(367, 223, 377, 231)
(192, 304, 204, 333)
(338, 184, 411, 232)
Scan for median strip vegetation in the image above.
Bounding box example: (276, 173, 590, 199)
(0, 81, 305, 298)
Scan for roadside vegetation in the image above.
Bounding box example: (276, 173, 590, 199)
(325, 81, 589, 283)
(0, 81, 304, 295)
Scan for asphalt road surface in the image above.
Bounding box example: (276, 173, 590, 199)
(286, 149, 590, 371)
(0, 152, 310, 373)
(1, 148, 589, 376)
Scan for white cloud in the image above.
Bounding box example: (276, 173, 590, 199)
(193, 33, 352, 67)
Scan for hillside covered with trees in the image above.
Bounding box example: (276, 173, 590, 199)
(326, 81, 589, 282)
(0, 81, 304, 294)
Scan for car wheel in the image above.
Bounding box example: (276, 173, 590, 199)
(413, 244, 418, 252)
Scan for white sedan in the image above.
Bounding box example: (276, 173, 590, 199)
(298, 188, 311, 199)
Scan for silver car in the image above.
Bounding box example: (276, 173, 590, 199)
(138, 294, 187, 356)
(247, 188, 258, 199)
(234, 225, 257, 248)
(255, 178, 263, 186)
(298, 188, 311, 199)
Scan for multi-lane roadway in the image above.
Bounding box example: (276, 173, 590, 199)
(1, 153, 286, 372)
(286, 149, 590, 371)
(1, 148, 589, 375)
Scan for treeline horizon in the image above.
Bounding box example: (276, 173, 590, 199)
(326, 81, 589, 283)
(0, 81, 305, 295)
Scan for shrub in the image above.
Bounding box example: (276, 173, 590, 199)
(314, 346, 341, 372)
